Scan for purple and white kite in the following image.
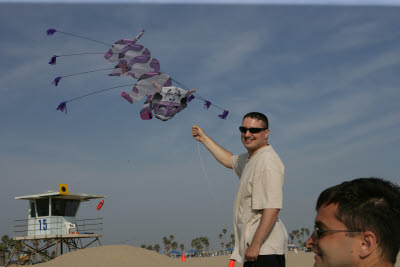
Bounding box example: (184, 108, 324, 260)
(47, 28, 229, 121)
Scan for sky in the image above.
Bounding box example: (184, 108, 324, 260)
(0, 2, 399, 251)
(2, 0, 400, 5)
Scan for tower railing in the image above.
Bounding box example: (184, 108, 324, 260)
(13, 217, 103, 237)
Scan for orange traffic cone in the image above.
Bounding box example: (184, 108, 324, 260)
(227, 260, 235, 267)
(182, 252, 186, 262)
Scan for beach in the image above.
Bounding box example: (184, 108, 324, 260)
(26, 245, 399, 267)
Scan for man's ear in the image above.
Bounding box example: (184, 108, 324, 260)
(264, 129, 269, 141)
(359, 231, 378, 259)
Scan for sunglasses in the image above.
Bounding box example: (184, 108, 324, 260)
(313, 226, 361, 239)
(239, 126, 267, 134)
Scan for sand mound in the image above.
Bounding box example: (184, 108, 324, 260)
(32, 245, 400, 267)
(35, 245, 230, 267)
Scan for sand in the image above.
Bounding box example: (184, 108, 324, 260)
(22, 245, 400, 267)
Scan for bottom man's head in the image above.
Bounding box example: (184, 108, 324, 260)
(307, 177, 400, 267)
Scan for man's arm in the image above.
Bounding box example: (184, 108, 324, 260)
(192, 125, 233, 169)
(244, 208, 280, 262)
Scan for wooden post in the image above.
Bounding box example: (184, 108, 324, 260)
(55, 239, 58, 258)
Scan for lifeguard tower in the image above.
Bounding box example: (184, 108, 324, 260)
(6, 184, 105, 266)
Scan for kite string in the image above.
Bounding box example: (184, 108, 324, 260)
(196, 142, 221, 211)
(66, 83, 135, 103)
(55, 30, 112, 46)
(171, 78, 227, 112)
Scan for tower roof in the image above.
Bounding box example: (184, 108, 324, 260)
(15, 191, 105, 201)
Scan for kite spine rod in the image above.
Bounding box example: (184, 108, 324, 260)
(171, 78, 227, 112)
(55, 30, 112, 46)
(55, 52, 104, 57)
(65, 83, 135, 103)
(60, 67, 115, 78)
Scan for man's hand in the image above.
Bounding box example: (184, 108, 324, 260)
(191, 124, 233, 169)
(192, 125, 206, 142)
(244, 209, 280, 262)
(245, 243, 261, 262)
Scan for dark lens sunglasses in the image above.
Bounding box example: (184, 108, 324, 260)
(239, 126, 267, 134)
(313, 226, 361, 239)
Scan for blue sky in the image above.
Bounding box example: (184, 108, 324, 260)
(2, 0, 400, 5)
(0, 3, 399, 250)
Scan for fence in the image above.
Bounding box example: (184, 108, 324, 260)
(13, 217, 103, 237)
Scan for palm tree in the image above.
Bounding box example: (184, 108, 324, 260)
(0, 243, 8, 261)
(200, 237, 209, 252)
(0, 236, 9, 260)
(305, 228, 310, 237)
(230, 233, 235, 247)
(292, 229, 300, 244)
(218, 233, 223, 250)
(162, 236, 171, 253)
(179, 243, 184, 252)
(154, 244, 161, 253)
(289, 233, 294, 244)
(1, 235, 10, 259)
(191, 238, 203, 252)
(169, 235, 175, 242)
(146, 245, 153, 250)
(140, 244, 146, 248)
(171, 241, 178, 251)
(1, 235, 10, 247)
(222, 228, 227, 246)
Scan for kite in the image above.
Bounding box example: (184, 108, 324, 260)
(46, 28, 229, 121)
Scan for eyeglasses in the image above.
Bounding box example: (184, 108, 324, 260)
(313, 226, 361, 239)
(239, 126, 267, 134)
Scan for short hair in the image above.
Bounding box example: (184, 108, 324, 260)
(243, 112, 269, 129)
(316, 177, 400, 263)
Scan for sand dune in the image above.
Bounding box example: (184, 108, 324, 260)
(31, 245, 399, 267)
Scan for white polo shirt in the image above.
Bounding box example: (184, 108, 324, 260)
(229, 145, 288, 263)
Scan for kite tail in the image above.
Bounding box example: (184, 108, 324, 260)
(218, 110, 229, 120)
(46, 28, 112, 46)
(56, 101, 68, 113)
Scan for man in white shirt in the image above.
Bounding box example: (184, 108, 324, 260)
(192, 112, 287, 267)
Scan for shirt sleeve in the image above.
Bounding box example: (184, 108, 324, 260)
(251, 168, 283, 210)
(230, 155, 241, 177)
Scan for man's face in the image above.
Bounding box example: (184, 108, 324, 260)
(241, 117, 269, 155)
(306, 204, 360, 267)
